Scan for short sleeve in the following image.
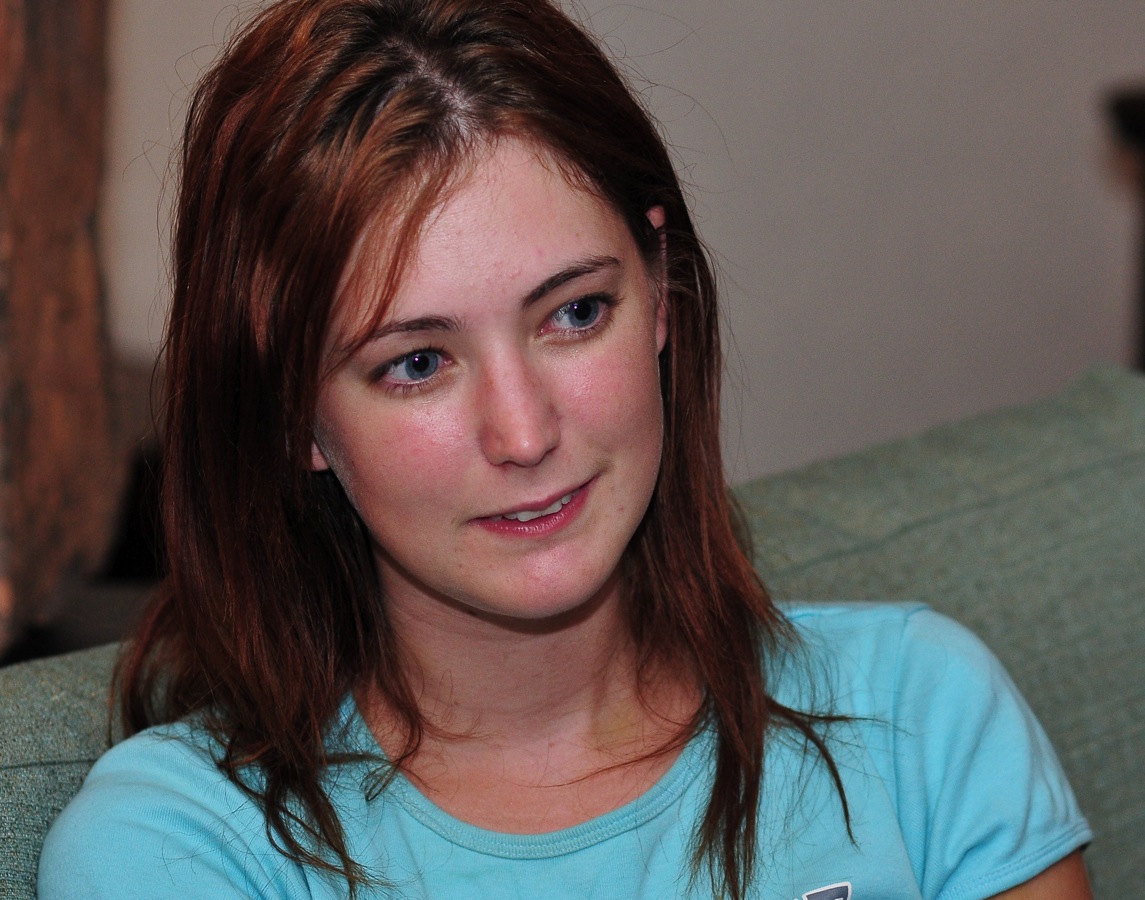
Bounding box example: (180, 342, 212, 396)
(38, 724, 311, 899)
(889, 607, 1091, 899)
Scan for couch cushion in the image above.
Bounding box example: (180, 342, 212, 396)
(737, 364, 1145, 895)
(0, 643, 118, 898)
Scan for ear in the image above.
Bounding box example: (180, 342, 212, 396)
(645, 205, 669, 353)
(310, 436, 331, 472)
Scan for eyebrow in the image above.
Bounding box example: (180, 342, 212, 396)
(521, 254, 622, 307)
(365, 254, 623, 342)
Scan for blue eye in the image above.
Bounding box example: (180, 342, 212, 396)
(552, 296, 603, 330)
(384, 350, 442, 383)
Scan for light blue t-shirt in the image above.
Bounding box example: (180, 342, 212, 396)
(39, 604, 1091, 899)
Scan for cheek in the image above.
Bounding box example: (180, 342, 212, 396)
(321, 406, 471, 519)
(561, 338, 664, 451)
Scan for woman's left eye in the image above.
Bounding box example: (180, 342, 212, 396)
(381, 349, 443, 384)
(551, 296, 605, 331)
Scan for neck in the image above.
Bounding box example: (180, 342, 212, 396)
(357, 567, 704, 833)
(360, 571, 699, 804)
(374, 572, 642, 743)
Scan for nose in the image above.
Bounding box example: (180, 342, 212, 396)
(477, 354, 560, 467)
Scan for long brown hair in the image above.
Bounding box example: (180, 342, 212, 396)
(119, 0, 848, 895)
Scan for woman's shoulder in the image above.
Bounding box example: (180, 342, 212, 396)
(776, 600, 1059, 744)
(781, 598, 965, 650)
(774, 601, 988, 712)
(775, 601, 1091, 898)
(45, 718, 236, 821)
(38, 719, 309, 899)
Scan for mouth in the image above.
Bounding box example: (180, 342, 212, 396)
(490, 490, 577, 523)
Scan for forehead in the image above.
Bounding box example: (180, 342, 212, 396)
(330, 138, 637, 345)
(403, 142, 628, 290)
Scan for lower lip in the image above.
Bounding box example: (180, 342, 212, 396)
(475, 480, 593, 538)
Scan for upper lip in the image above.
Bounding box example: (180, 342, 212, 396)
(482, 479, 590, 520)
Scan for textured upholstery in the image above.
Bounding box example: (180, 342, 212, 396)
(0, 642, 118, 898)
(5, 365, 1143, 897)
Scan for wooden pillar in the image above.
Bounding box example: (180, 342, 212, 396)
(0, 0, 122, 652)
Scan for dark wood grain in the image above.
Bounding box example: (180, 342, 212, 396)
(0, 0, 123, 652)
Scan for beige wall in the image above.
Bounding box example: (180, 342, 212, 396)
(102, 1, 1145, 482)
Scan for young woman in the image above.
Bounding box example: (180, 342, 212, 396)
(40, 0, 1092, 897)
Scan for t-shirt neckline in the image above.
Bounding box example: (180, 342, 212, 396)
(342, 695, 714, 860)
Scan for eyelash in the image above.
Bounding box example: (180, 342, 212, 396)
(373, 345, 449, 397)
(546, 292, 615, 338)
(374, 292, 618, 397)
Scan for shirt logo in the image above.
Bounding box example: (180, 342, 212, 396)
(800, 883, 852, 900)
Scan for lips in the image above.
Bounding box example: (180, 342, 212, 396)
(479, 479, 593, 530)
(491, 492, 575, 522)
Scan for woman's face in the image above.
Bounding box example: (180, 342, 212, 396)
(312, 139, 667, 627)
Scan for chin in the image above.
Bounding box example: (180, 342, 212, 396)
(445, 563, 625, 632)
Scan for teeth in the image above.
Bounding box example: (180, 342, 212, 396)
(500, 493, 574, 522)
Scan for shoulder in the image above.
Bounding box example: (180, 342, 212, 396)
(778, 602, 1091, 898)
(782, 599, 975, 660)
(775, 601, 988, 717)
(39, 720, 309, 899)
(780, 600, 1054, 739)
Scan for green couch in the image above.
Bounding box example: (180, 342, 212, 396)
(5, 365, 1143, 898)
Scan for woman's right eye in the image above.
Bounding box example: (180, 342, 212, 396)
(550, 295, 605, 331)
(381, 349, 443, 384)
